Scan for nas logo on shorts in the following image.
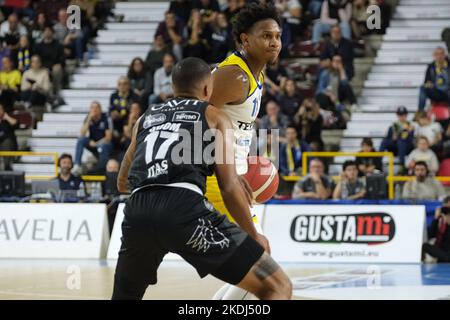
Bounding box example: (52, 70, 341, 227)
(186, 218, 230, 253)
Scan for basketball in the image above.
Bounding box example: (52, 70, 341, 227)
(243, 156, 279, 204)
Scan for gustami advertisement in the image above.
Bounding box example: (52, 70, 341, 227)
(262, 205, 426, 263)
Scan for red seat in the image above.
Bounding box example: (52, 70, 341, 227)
(430, 103, 450, 121)
(11, 110, 34, 130)
(437, 159, 450, 187)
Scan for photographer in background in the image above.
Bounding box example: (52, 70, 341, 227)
(423, 196, 450, 262)
(293, 98, 324, 149)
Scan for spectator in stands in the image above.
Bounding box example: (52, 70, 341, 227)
(0, 13, 27, 50)
(356, 137, 383, 176)
(308, 0, 324, 18)
(260, 100, 290, 141)
(406, 136, 440, 176)
(73, 101, 113, 175)
(224, 0, 245, 21)
(210, 12, 232, 63)
(443, 28, 450, 54)
(34, 26, 65, 96)
(418, 47, 450, 111)
(0, 40, 11, 71)
(193, 0, 220, 26)
(0, 103, 18, 170)
(127, 57, 151, 98)
(333, 160, 366, 200)
(423, 196, 450, 262)
(402, 161, 446, 201)
(279, 126, 310, 176)
(276, 78, 303, 118)
(414, 111, 443, 153)
(292, 158, 333, 199)
(0, 56, 21, 112)
(169, 0, 193, 25)
(443, 122, 450, 158)
(55, 153, 85, 191)
(258, 129, 279, 168)
(144, 34, 170, 83)
(155, 11, 184, 61)
(351, 0, 370, 40)
(53, 8, 84, 64)
(109, 76, 139, 138)
(30, 12, 48, 46)
(265, 58, 288, 97)
(320, 24, 354, 80)
(12, 35, 32, 73)
(293, 98, 323, 148)
(36, 0, 69, 23)
(312, 0, 352, 44)
(183, 9, 212, 62)
(379, 106, 415, 167)
(275, 0, 304, 40)
(119, 101, 142, 157)
(316, 55, 356, 113)
(70, 0, 96, 44)
(106, 158, 120, 174)
(20, 55, 51, 108)
(149, 53, 175, 104)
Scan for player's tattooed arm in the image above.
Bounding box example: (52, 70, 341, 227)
(117, 116, 142, 193)
(209, 66, 250, 108)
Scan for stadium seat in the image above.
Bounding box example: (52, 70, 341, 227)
(12, 110, 34, 130)
(430, 103, 450, 122)
(437, 159, 450, 187)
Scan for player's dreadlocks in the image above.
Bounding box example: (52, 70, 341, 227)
(231, 2, 281, 44)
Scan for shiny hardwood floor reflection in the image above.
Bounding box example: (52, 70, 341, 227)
(1, 260, 449, 300)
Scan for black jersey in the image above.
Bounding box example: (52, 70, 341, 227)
(128, 97, 215, 193)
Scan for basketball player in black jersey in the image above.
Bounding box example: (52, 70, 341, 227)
(111, 57, 292, 300)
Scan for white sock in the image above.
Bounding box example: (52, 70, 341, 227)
(211, 284, 230, 300)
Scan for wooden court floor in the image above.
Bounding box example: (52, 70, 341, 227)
(1, 259, 449, 300)
(0, 259, 323, 300)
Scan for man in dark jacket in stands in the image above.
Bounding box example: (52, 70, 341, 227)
(34, 26, 65, 95)
(423, 196, 450, 262)
(418, 47, 450, 111)
(320, 24, 354, 80)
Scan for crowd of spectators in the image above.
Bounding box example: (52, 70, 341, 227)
(72, 0, 385, 175)
(1, 1, 448, 203)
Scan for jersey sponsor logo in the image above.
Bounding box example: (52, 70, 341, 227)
(237, 121, 254, 130)
(237, 137, 251, 147)
(147, 160, 168, 178)
(143, 113, 166, 129)
(290, 213, 396, 244)
(186, 218, 230, 253)
(151, 99, 201, 110)
(172, 111, 201, 123)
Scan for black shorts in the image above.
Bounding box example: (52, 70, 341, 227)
(114, 186, 264, 286)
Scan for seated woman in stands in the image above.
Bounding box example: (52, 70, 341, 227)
(20, 55, 51, 108)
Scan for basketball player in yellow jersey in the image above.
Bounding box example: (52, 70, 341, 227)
(206, 3, 282, 300)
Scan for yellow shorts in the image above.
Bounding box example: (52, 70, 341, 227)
(206, 175, 258, 224)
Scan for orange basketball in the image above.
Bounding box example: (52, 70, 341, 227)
(243, 156, 279, 204)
